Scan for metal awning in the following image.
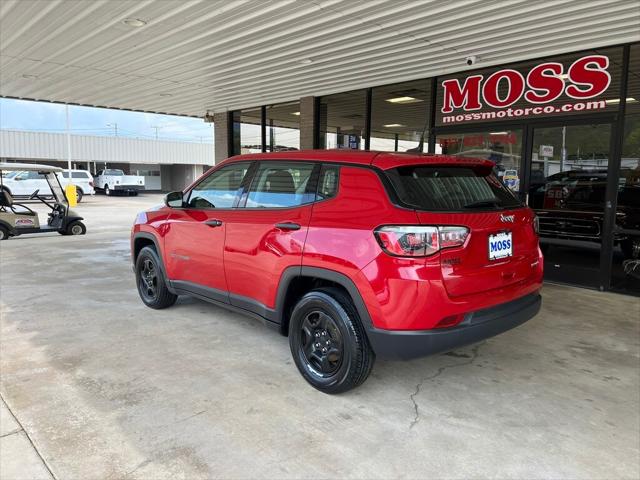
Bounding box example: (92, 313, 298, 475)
(1, 0, 639, 117)
(0, 162, 63, 172)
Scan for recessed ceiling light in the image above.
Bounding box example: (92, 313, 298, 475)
(298, 58, 313, 65)
(22, 74, 39, 79)
(159, 93, 173, 97)
(383, 123, 404, 128)
(123, 18, 147, 27)
(606, 97, 636, 104)
(386, 96, 423, 104)
(489, 131, 509, 135)
(291, 111, 301, 116)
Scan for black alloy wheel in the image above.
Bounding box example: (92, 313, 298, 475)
(135, 246, 177, 309)
(289, 287, 375, 394)
(300, 310, 344, 376)
(139, 257, 158, 302)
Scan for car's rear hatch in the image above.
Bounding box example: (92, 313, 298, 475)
(381, 158, 540, 297)
(417, 209, 539, 297)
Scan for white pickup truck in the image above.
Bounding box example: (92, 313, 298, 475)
(94, 169, 145, 196)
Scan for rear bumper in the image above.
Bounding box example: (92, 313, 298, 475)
(366, 292, 541, 360)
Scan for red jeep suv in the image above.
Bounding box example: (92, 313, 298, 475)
(131, 150, 543, 393)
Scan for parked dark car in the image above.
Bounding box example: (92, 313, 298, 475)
(529, 168, 640, 259)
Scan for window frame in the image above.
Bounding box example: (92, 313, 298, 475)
(181, 160, 341, 211)
(183, 161, 254, 210)
(239, 160, 321, 210)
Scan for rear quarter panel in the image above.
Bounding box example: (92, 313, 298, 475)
(303, 166, 420, 324)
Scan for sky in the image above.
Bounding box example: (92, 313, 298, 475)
(0, 97, 213, 144)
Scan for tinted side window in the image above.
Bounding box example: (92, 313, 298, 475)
(187, 162, 250, 209)
(317, 165, 339, 200)
(28, 172, 44, 180)
(246, 162, 315, 208)
(73, 172, 89, 179)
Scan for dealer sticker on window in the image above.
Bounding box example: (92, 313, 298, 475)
(489, 232, 512, 260)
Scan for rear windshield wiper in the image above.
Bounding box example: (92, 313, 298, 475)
(463, 200, 503, 209)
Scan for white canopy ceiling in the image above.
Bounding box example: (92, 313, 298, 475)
(1, 0, 639, 117)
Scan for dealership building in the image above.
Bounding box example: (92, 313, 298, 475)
(0, 129, 212, 191)
(1, 0, 639, 295)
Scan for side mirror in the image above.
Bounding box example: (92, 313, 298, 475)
(164, 191, 184, 208)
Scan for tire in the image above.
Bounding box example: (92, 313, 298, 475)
(621, 238, 640, 259)
(289, 287, 375, 394)
(65, 220, 86, 236)
(76, 189, 83, 203)
(0, 225, 9, 240)
(104, 185, 111, 196)
(135, 246, 177, 309)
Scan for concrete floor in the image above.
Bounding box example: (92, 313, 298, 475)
(1, 194, 639, 479)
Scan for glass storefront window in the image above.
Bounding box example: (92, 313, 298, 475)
(435, 47, 624, 127)
(435, 129, 523, 192)
(527, 123, 611, 289)
(265, 101, 300, 151)
(318, 90, 366, 150)
(237, 107, 262, 154)
(370, 80, 431, 152)
(611, 44, 640, 294)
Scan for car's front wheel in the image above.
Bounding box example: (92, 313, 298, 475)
(135, 246, 177, 309)
(289, 287, 375, 394)
(104, 185, 111, 196)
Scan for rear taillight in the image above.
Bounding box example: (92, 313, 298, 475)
(533, 215, 540, 235)
(374, 225, 469, 257)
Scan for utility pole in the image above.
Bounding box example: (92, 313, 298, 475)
(107, 123, 118, 136)
(66, 105, 72, 181)
(151, 125, 160, 139)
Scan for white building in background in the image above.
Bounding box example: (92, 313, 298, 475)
(0, 130, 213, 191)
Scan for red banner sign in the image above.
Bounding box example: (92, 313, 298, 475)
(440, 55, 611, 124)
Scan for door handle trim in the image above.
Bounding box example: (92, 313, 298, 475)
(275, 222, 301, 231)
(205, 219, 223, 227)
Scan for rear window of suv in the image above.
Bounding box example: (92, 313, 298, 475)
(386, 166, 522, 211)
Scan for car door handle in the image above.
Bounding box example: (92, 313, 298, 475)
(275, 222, 301, 231)
(205, 219, 223, 227)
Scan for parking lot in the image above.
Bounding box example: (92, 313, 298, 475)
(1, 194, 639, 479)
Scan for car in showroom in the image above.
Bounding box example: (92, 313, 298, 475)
(529, 168, 640, 259)
(131, 150, 543, 393)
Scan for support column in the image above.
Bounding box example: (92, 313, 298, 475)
(214, 111, 234, 164)
(299, 96, 317, 150)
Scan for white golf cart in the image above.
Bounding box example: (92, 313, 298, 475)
(0, 163, 86, 240)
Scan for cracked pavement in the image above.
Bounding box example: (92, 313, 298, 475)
(409, 343, 483, 429)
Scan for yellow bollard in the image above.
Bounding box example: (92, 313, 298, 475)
(65, 184, 77, 207)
